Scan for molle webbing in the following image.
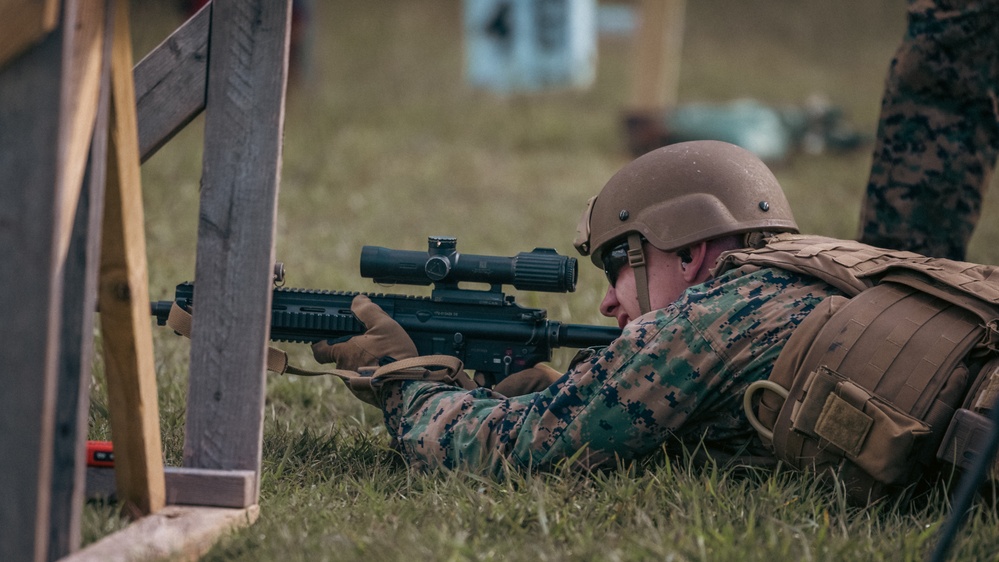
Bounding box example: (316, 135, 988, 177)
(725, 234, 999, 503)
(715, 234, 999, 309)
(768, 283, 981, 497)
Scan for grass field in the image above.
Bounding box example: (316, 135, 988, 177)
(83, 1, 999, 559)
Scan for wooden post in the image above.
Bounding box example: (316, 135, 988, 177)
(3, 0, 290, 557)
(629, 0, 686, 112)
(0, 1, 104, 560)
(0, 24, 64, 562)
(622, 0, 686, 156)
(99, 0, 166, 517)
(183, 0, 292, 502)
(48, 4, 114, 557)
(57, 3, 108, 266)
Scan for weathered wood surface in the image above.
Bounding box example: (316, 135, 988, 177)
(0, 0, 59, 69)
(62, 505, 260, 562)
(0, 2, 100, 559)
(99, 0, 166, 517)
(164, 467, 257, 508)
(0, 26, 63, 562)
(134, 2, 210, 162)
(56, 3, 107, 268)
(184, 0, 292, 502)
(85, 466, 118, 502)
(87, 467, 258, 509)
(48, 5, 114, 558)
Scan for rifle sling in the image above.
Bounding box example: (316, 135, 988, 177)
(164, 302, 472, 387)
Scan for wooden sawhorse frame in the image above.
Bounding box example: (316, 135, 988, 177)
(0, 1, 292, 559)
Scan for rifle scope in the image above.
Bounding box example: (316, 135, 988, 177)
(360, 236, 578, 293)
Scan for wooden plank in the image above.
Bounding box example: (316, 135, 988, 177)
(85, 467, 118, 501)
(134, 2, 210, 162)
(164, 468, 256, 508)
(87, 467, 257, 509)
(184, 0, 292, 501)
(61, 505, 260, 562)
(48, 5, 114, 558)
(0, 9, 66, 562)
(0, 0, 59, 69)
(629, 0, 686, 112)
(99, 0, 165, 517)
(56, 1, 107, 266)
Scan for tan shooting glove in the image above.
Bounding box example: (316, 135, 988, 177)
(491, 363, 564, 397)
(312, 294, 417, 370)
(311, 295, 475, 407)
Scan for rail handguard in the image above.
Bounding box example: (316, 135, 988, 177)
(151, 237, 621, 387)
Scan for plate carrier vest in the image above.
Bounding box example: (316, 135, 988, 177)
(714, 234, 999, 504)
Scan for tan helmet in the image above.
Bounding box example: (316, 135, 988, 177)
(575, 140, 798, 268)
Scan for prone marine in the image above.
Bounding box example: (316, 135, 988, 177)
(314, 140, 999, 505)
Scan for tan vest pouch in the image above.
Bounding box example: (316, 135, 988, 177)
(935, 357, 999, 475)
(760, 282, 983, 502)
(781, 365, 931, 485)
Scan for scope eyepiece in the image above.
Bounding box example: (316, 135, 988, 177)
(360, 236, 577, 293)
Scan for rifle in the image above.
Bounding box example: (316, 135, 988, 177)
(151, 236, 621, 386)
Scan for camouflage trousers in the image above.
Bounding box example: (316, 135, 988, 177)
(859, 0, 999, 261)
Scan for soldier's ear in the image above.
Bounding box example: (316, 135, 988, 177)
(681, 242, 709, 283)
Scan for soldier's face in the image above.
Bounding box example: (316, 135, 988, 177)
(599, 248, 690, 327)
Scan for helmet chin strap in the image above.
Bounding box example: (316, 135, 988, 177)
(627, 233, 652, 315)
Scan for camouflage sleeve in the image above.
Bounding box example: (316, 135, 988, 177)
(377, 309, 722, 474)
(376, 267, 833, 473)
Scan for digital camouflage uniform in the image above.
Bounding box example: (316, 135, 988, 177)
(859, 0, 999, 261)
(377, 265, 842, 473)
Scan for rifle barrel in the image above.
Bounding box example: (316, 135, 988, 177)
(558, 323, 621, 348)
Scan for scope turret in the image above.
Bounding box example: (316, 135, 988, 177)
(360, 236, 577, 293)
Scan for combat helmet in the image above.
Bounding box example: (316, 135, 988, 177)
(574, 140, 798, 313)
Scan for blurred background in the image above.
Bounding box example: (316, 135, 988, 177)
(131, 0, 999, 355)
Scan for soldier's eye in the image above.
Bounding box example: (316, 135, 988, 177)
(602, 242, 630, 287)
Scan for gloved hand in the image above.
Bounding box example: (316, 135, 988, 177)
(492, 363, 563, 397)
(312, 294, 417, 370)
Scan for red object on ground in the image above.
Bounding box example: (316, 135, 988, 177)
(86, 440, 114, 468)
